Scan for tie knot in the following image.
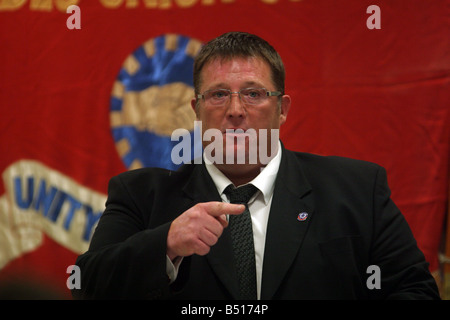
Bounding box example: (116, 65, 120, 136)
(224, 184, 258, 204)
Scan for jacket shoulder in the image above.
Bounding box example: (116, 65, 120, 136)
(285, 150, 384, 189)
(290, 150, 382, 173)
(112, 164, 195, 187)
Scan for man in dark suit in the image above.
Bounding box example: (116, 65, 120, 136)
(73, 32, 439, 300)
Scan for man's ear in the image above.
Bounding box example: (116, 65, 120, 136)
(191, 98, 199, 118)
(279, 95, 291, 125)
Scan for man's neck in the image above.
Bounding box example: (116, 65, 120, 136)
(214, 163, 264, 187)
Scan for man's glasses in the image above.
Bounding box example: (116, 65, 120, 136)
(197, 88, 281, 106)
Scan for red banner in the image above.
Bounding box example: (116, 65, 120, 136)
(0, 0, 449, 298)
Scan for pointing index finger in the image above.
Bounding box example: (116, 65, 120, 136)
(203, 201, 245, 217)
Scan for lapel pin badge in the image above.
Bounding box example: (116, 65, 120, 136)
(297, 212, 308, 221)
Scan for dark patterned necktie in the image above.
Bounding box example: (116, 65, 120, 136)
(224, 184, 258, 300)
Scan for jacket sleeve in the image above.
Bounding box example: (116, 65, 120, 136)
(369, 166, 440, 300)
(72, 174, 172, 299)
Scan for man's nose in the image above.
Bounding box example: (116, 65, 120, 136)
(226, 93, 245, 118)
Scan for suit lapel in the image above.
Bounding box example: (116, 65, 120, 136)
(182, 163, 240, 299)
(261, 148, 314, 300)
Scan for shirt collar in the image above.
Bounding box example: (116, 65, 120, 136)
(204, 141, 282, 205)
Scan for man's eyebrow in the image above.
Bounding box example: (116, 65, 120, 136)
(241, 81, 264, 87)
(204, 81, 266, 91)
(205, 83, 228, 90)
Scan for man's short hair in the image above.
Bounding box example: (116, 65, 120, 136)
(193, 32, 286, 95)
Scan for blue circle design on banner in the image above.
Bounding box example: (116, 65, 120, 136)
(110, 34, 202, 171)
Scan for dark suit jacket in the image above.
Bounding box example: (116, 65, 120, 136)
(73, 146, 439, 299)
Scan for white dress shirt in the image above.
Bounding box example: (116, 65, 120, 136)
(167, 141, 282, 300)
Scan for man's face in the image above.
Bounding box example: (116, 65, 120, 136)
(192, 56, 290, 165)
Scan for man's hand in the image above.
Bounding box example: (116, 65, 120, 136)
(167, 202, 245, 260)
